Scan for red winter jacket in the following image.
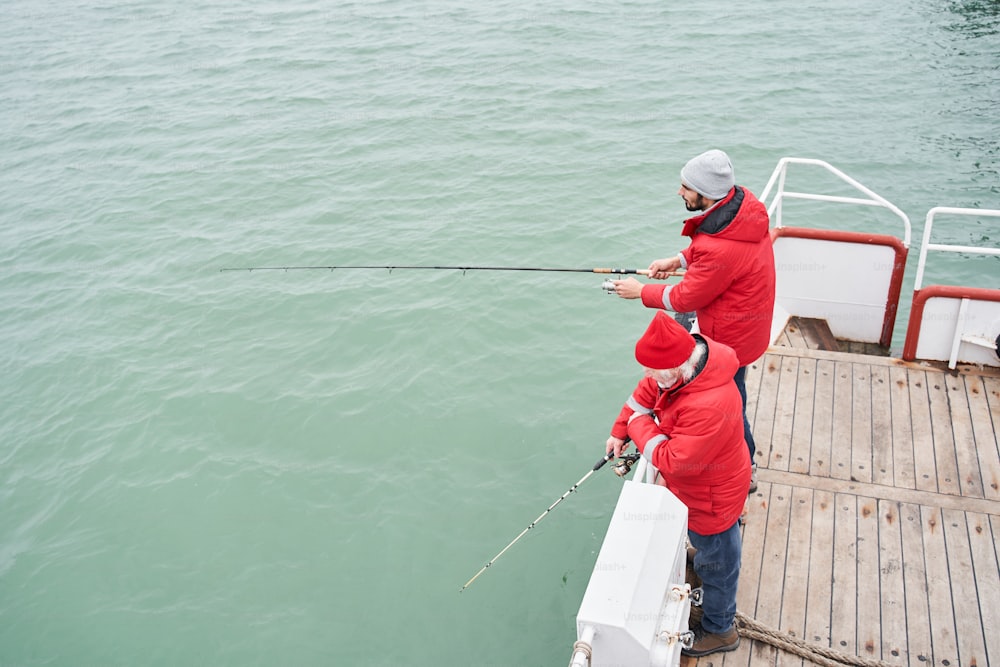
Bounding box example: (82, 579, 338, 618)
(641, 186, 775, 367)
(611, 335, 751, 535)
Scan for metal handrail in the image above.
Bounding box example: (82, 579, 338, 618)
(912, 207, 1000, 290)
(759, 157, 912, 247)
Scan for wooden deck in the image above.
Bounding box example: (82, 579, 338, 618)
(684, 340, 1000, 667)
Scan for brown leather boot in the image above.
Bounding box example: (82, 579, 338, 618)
(681, 622, 740, 657)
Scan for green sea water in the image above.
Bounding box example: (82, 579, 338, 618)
(1, 1, 998, 665)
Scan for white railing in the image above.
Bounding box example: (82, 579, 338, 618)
(759, 157, 911, 347)
(903, 206, 1000, 368)
(913, 207, 1000, 290)
(759, 157, 911, 247)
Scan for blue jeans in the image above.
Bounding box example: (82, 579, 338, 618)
(733, 365, 755, 461)
(689, 521, 742, 634)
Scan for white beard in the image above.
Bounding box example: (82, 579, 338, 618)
(654, 369, 682, 389)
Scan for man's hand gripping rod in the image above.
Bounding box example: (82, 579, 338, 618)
(600, 270, 683, 294)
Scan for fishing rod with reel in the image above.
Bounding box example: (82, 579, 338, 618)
(460, 446, 642, 592)
(219, 264, 683, 293)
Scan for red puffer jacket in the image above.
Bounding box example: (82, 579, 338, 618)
(611, 335, 751, 535)
(640, 186, 775, 367)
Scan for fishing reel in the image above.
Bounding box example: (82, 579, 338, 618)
(601, 279, 617, 294)
(612, 453, 642, 477)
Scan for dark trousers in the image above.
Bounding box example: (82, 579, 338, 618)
(689, 521, 743, 633)
(733, 365, 755, 461)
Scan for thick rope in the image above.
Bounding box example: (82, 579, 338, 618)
(733, 611, 893, 667)
(686, 557, 892, 667)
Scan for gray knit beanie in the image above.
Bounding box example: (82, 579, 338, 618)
(680, 149, 735, 200)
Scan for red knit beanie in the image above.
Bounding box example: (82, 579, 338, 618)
(634, 312, 697, 369)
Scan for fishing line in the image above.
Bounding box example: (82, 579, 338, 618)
(460, 448, 640, 592)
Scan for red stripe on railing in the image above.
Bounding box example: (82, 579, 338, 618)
(770, 227, 908, 348)
(901, 285, 1000, 361)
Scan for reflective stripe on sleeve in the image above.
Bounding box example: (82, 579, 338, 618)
(626, 396, 653, 414)
(642, 434, 667, 463)
(662, 284, 674, 310)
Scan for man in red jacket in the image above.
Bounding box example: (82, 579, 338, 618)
(611, 149, 775, 493)
(607, 311, 750, 657)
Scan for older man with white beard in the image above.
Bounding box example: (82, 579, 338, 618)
(606, 311, 750, 658)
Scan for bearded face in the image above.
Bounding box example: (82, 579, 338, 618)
(646, 367, 683, 389)
(678, 183, 710, 211)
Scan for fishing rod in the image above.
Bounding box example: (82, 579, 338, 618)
(219, 264, 680, 277)
(460, 448, 641, 593)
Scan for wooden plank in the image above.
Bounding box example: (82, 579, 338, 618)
(802, 490, 835, 650)
(899, 502, 934, 664)
(744, 356, 766, 472)
(945, 373, 985, 499)
(763, 343, 1000, 375)
(983, 374, 1000, 420)
(972, 514, 1000, 667)
(851, 363, 874, 484)
(751, 484, 793, 665)
(809, 359, 835, 479)
(985, 376, 1000, 495)
(942, 508, 988, 666)
(780, 316, 806, 348)
(775, 485, 813, 667)
(744, 358, 764, 419)
(784, 318, 808, 349)
(876, 500, 907, 664)
(889, 366, 916, 490)
(921, 505, 960, 665)
(769, 356, 799, 473)
(870, 365, 895, 487)
(967, 375, 1000, 501)
(845, 340, 866, 354)
(775, 328, 795, 349)
(856, 495, 882, 660)
(753, 354, 782, 470)
(756, 468, 1000, 516)
(796, 317, 840, 352)
(830, 362, 854, 481)
(788, 358, 816, 476)
(908, 369, 939, 493)
(830, 493, 857, 655)
(731, 481, 770, 666)
(863, 341, 890, 357)
(927, 374, 961, 496)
